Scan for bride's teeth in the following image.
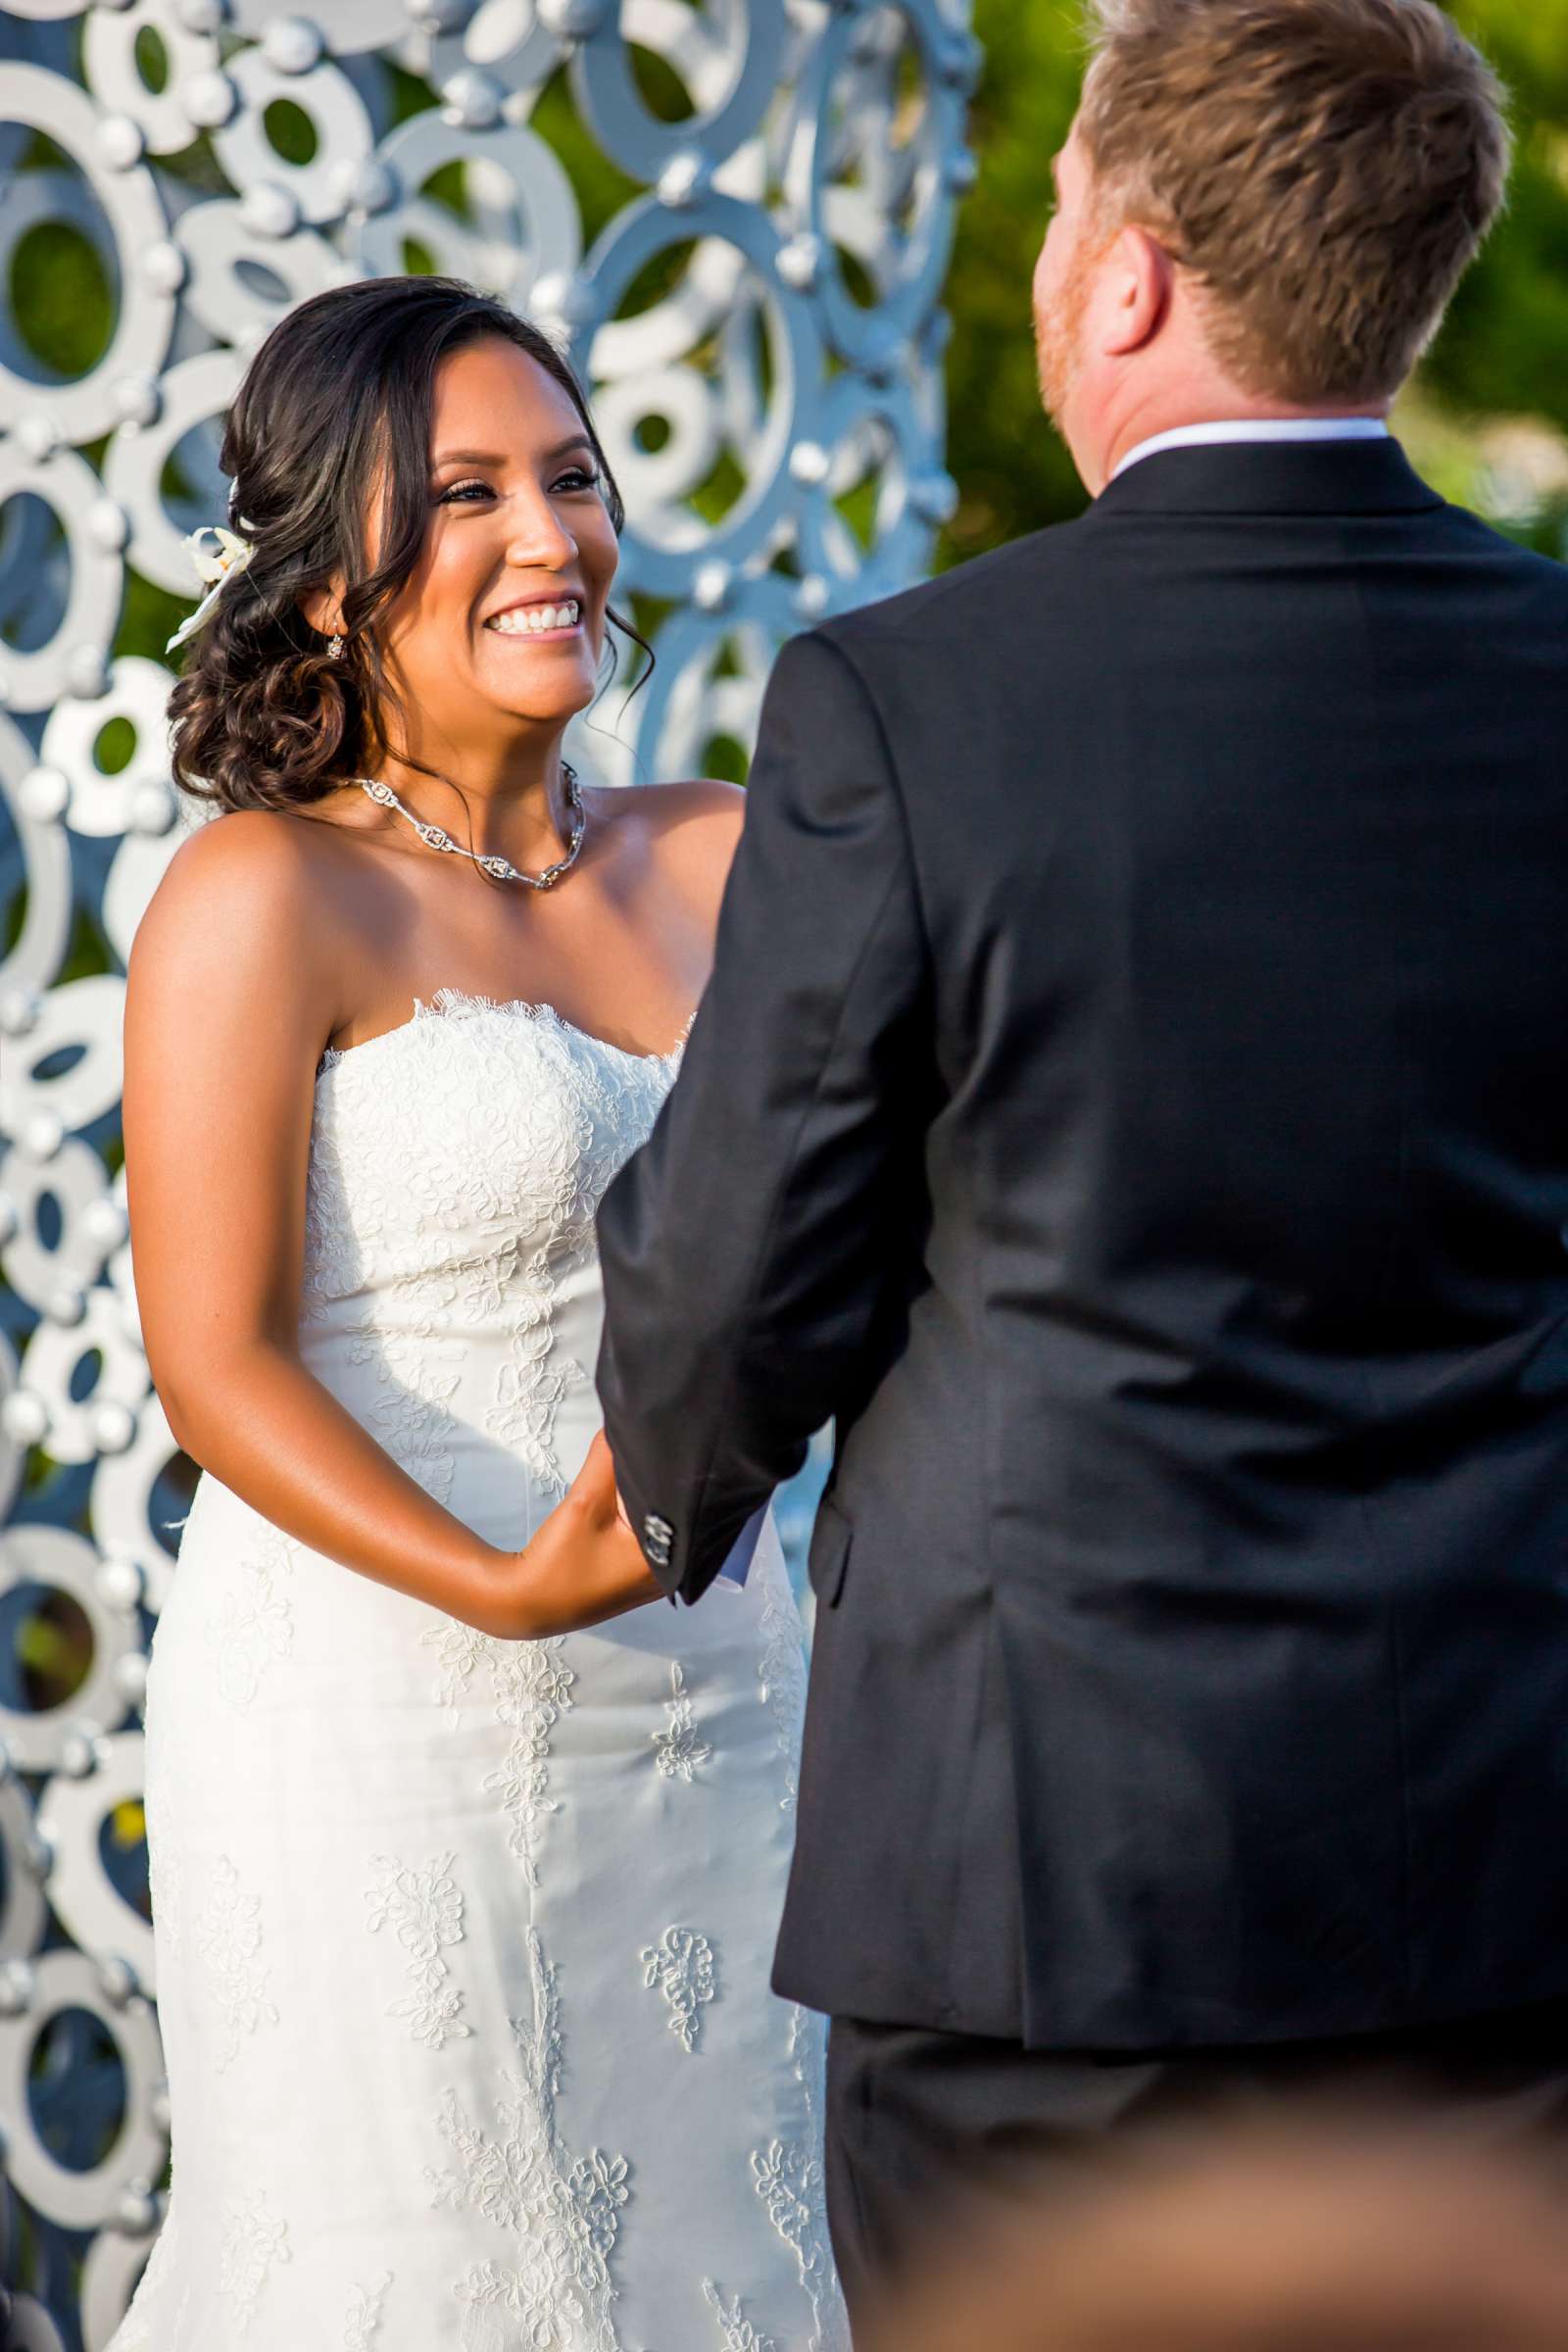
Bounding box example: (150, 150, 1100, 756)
(488, 599, 580, 635)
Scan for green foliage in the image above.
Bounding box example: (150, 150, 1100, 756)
(938, 0, 1568, 567)
(10, 221, 113, 380)
(261, 99, 318, 169)
(940, 0, 1088, 564)
(1436, 5, 1568, 436)
(10, 135, 114, 379)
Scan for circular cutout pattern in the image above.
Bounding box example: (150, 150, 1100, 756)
(0, 1948, 165, 2231)
(353, 112, 581, 304)
(211, 50, 374, 226)
(0, 1527, 141, 1772)
(82, 0, 221, 156)
(574, 191, 822, 599)
(0, 69, 174, 445)
(0, 447, 125, 714)
(39, 656, 174, 839)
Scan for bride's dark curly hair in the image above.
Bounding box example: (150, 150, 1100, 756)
(169, 275, 642, 813)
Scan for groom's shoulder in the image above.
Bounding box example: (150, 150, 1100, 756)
(1437, 495, 1568, 588)
(814, 519, 1090, 665)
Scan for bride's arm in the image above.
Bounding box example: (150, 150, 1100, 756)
(123, 811, 659, 1640)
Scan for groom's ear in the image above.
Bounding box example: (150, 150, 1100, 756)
(1102, 224, 1175, 360)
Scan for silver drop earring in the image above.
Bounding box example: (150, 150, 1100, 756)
(327, 633, 344, 660)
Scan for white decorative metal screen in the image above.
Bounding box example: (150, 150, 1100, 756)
(0, 1, 975, 2340)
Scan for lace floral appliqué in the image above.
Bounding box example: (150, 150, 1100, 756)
(651, 1661, 712, 1783)
(196, 1855, 278, 2072)
(424, 1620, 579, 1884)
(640, 1926, 716, 2053)
(218, 2193, 290, 2336)
(308, 991, 672, 1500)
(430, 1928, 631, 2352)
(704, 2279, 780, 2352)
(751, 2005, 848, 2352)
(366, 1854, 469, 2049)
(344, 2271, 392, 2348)
(212, 1521, 296, 1713)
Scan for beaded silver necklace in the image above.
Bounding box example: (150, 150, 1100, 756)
(354, 765, 587, 891)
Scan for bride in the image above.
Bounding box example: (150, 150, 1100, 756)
(113, 274, 844, 2352)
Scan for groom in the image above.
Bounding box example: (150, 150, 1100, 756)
(599, 0, 1568, 2319)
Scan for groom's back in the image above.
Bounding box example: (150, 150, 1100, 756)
(779, 436, 1568, 2048)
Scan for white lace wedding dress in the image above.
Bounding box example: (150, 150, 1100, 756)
(111, 991, 845, 2352)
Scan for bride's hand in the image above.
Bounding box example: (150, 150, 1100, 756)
(474, 1432, 665, 1640)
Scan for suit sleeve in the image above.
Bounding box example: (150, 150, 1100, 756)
(595, 627, 931, 1602)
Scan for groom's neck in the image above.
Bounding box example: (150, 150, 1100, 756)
(1075, 345, 1394, 498)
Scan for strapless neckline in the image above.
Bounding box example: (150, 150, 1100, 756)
(315, 988, 696, 1085)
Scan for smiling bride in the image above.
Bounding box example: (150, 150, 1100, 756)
(111, 276, 844, 2352)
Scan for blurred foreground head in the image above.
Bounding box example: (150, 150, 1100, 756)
(1034, 0, 1512, 492)
(869, 2109, 1568, 2352)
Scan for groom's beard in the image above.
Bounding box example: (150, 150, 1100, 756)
(1035, 244, 1096, 431)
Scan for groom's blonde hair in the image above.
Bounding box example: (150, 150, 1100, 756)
(1077, 0, 1511, 404)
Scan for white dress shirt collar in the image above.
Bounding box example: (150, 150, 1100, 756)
(1110, 417, 1391, 482)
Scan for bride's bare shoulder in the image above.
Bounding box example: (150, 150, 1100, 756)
(594, 777, 744, 860)
(152, 799, 371, 900)
(593, 778, 746, 917)
(130, 803, 368, 985)
(600, 776, 745, 830)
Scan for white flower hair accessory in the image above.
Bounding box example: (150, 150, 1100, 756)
(165, 523, 256, 656)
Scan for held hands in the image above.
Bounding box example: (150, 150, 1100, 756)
(473, 1431, 665, 1641)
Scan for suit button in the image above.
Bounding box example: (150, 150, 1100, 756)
(644, 1513, 674, 1565)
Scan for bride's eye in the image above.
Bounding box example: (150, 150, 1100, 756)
(554, 466, 601, 494)
(435, 479, 493, 505)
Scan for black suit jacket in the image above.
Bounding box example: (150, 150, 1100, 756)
(597, 438, 1568, 2049)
